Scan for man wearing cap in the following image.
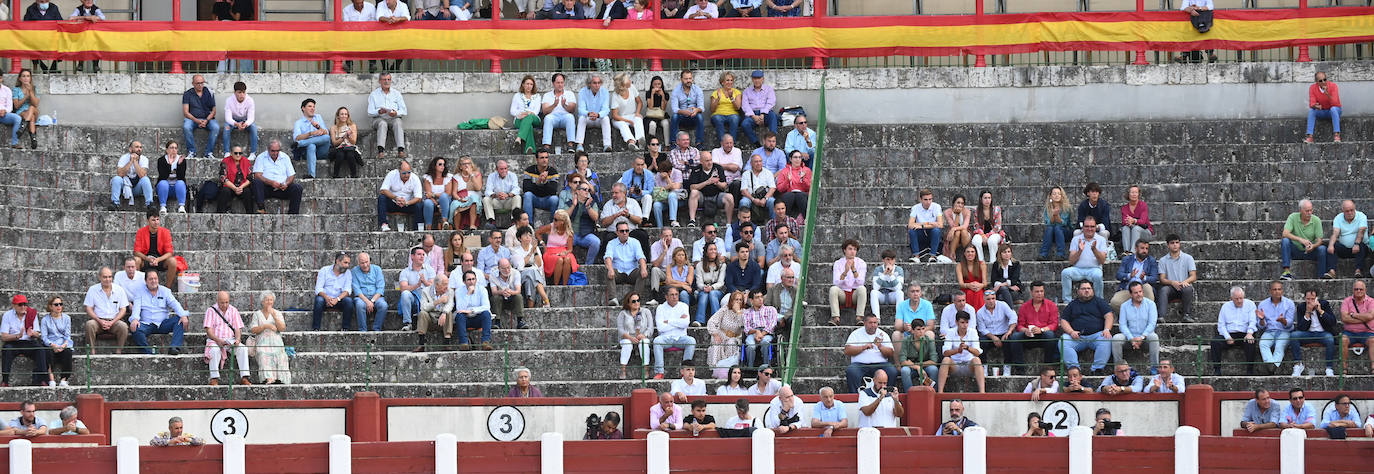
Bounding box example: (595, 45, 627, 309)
(129, 270, 191, 355)
(740, 70, 777, 149)
(1, 295, 49, 386)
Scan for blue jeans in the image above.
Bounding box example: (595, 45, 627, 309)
(523, 193, 560, 221)
(745, 333, 773, 367)
(653, 197, 682, 227)
(220, 123, 259, 155)
(0, 112, 19, 145)
(670, 114, 705, 145)
(377, 195, 429, 228)
(845, 362, 897, 393)
(1060, 267, 1103, 303)
(695, 289, 723, 323)
(110, 175, 153, 205)
(1060, 332, 1111, 371)
(156, 180, 187, 207)
(1327, 243, 1365, 274)
(652, 334, 696, 374)
(1281, 238, 1328, 277)
(740, 110, 778, 145)
(353, 296, 389, 332)
(574, 233, 601, 265)
(1041, 226, 1068, 258)
(312, 295, 358, 330)
(131, 318, 186, 355)
(295, 134, 332, 177)
(908, 227, 942, 256)
(1306, 106, 1341, 135)
(900, 365, 940, 391)
(542, 113, 575, 145)
(398, 289, 421, 325)
(1259, 330, 1290, 364)
(739, 196, 775, 218)
(435, 194, 454, 223)
(458, 310, 493, 344)
(710, 114, 741, 143)
(1287, 330, 1335, 368)
(181, 118, 220, 157)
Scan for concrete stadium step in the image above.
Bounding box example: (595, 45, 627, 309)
(807, 240, 1286, 261)
(793, 279, 1364, 306)
(71, 326, 731, 351)
(32, 126, 546, 159)
(824, 118, 1373, 149)
(801, 299, 1351, 326)
(11, 285, 625, 310)
(818, 200, 1342, 225)
(817, 161, 1366, 189)
(796, 323, 1319, 347)
(820, 142, 1372, 169)
(806, 222, 1293, 245)
(64, 306, 636, 334)
(0, 380, 676, 402)
(815, 181, 1366, 209)
(794, 258, 1321, 283)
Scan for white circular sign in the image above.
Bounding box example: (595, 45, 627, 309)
(487, 406, 526, 441)
(210, 408, 249, 443)
(1041, 401, 1080, 437)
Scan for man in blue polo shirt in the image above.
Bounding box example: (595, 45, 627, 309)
(1240, 389, 1283, 432)
(605, 222, 649, 306)
(810, 386, 849, 437)
(181, 75, 220, 159)
(129, 271, 190, 355)
(292, 98, 332, 179)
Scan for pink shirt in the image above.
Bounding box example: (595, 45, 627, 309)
(649, 403, 683, 430)
(203, 304, 244, 361)
(832, 257, 866, 291)
(425, 246, 445, 274)
(1120, 200, 1152, 232)
(627, 7, 653, 19)
(1341, 296, 1374, 333)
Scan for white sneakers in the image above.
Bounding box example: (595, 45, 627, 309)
(159, 205, 168, 215)
(416, 223, 425, 232)
(177, 205, 186, 213)
(381, 223, 392, 232)
(1292, 364, 1305, 377)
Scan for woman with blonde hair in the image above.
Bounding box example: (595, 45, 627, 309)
(708, 71, 743, 144)
(1040, 186, 1073, 260)
(328, 106, 362, 178)
(542, 209, 580, 285)
(450, 156, 484, 230)
(609, 72, 646, 149)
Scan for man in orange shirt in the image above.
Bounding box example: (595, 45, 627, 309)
(1305, 71, 1342, 144)
(133, 209, 177, 288)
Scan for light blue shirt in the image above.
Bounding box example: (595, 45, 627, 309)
(399, 263, 437, 291)
(577, 86, 610, 118)
(1257, 296, 1296, 332)
(485, 171, 521, 197)
(1320, 406, 1362, 429)
(129, 284, 189, 326)
(0, 310, 35, 341)
(669, 83, 704, 115)
(39, 314, 71, 348)
(292, 113, 329, 141)
(619, 168, 655, 198)
(1118, 298, 1158, 340)
(753, 146, 786, 174)
(1332, 211, 1367, 248)
(765, 238, 801, 263)
(1242, 399, 1283, 425)
(811, 400, 847, 424)
(1281, 403, 1316, 426)
(976, 301, 1018, 336)
(785, 128, 814, 157)
(351, 264, 386, 298)
(476, 246, 511, 276)
(1217, 299, 1258, 337)
(6, 417, 48, 431)
(605, 237, 646, 274)
(367, 87, 407, 117)
(896, 298, 935, 325)
(252, 152, 295, 183)
(452, 285, 490, 313)
(1097, 374, 1144, 393)
(1146, 373, 1186, 393)
(314, 265, 353, 298)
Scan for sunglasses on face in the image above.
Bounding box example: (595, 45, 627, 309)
(629, 298, 640, 303)
(617, 229, 629, 234)
(232, 151, 244, 155)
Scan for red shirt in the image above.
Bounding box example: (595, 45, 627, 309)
(135, 225, 174, 257)
(1017, 298, 1060, 331)
(220, 155, 253, 186)
(1309, 82, 1341, 109)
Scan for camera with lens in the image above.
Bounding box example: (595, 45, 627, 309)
(1102, 421, 1122, 430)
(585, 413, 602, 433)
(1037, 421, 1053, 431)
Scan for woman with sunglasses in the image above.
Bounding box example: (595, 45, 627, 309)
(40, 297, 73, 387)
(616, 291, 655, 379)
(194, 145, 254, 213)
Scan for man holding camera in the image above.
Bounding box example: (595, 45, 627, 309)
(857, 369, 902, 428)
(583, 412, 623, 440)
(937, 399, 977, 436)
(1093, 408, 1122, 436)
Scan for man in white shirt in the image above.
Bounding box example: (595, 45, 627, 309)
(368, 73, 408, 159)
(1060, 214, 1109, 303)
(374, 0, 409, 71)
(938, 312, 985, 393)
(250, 140, 304, 214)
(843, 314, 896, 393)
(109, 140, 153, 210)
(738, 153, 775, 219)
(649, 228, 683, 298)
(484, 160, 522, 227)
(975, 289, 1017, 377)
(651, 287, 694, 378)
(341, 0, 378, 73)
(907, 189, 943, 262)
(857, 369, 902, 428)
(670, 363, 706, 402)
(114, 257, 145, 300)
(685, 0, 717, 18)
(938, 292, 978, 339)
(541, 73, 578, 150)
(376, 160, 427, 232)
(764, 385, 808, 434)
(1211, 286, 1259, 376)
(748, 365, 781, 395)
(765, 245, 801, 288)
(83, 266, 130, 354)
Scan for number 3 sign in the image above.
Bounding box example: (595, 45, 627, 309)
(211, 408, 250, 443)
(487, 406, 526, 441)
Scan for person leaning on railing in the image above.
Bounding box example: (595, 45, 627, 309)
(48, 406, 90, 435)
(23, 2, 63, 73)
(151, 417, 204, 447)
(69, 0, 105, 73)
(0, 401, 48, 437)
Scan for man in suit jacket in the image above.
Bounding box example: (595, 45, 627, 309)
(1109, 240, 1158, 312)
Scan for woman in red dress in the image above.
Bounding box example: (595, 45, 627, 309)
(957, 245, 987, 310)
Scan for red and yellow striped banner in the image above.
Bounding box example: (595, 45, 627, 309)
(0, 7, 1371, 61)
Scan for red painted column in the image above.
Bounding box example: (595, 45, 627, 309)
(1182, 384, 1217, 436)
(350, 392, 385, 442)
(628, 389, 656, 432)
(649, 0, 663, 71)
(489, 0, 502, 72)
(1131, 0, 1149, 65)
(1295, 0, 1311, 62)
(903, 386, 936, 433)
(972, 0, 986, 67)
(75, 394, 108, 444)
(169, 0, 185, 73)
(11, 0, 23, 71)
(810, 0, 827, 69)
(330, 0, 346, 73)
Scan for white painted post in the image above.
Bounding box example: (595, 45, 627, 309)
(646, 431, 670, 474)
(1067, 426, 1093, 474)
(1280, 428, 1306, 474)
(751, 428, 775, 474)
(962, 426, 987, 474)
(1174, 426, 1199, 474)
(856, 427, 880, 473)
(9, 439, 32, 474)
(541, 433, 564, 474)
(222, 435, 245, 474)
(435, 433, 458, 474)
(329, 434, 352, 474)
(116, 436, 140, 474)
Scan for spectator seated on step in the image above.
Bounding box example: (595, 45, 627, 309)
(129, 271, 190, 356)
(351, 252, 390, 332)
(1060, 214, 1108, 304)
(203, 291, 251, 386)
(1304, 71, 1342, 144)
(312, 252, 357, 331)
(250, 140, 304, 215)
(489, 259, 526, 329)
(937, 311, 985, 393)
(133, 210, 179, 289)
(291, 98, 331, 179)
(84, 266, 131, 355)
(828, 239, 868, 327)
(108, 140, 153, 210)
(412, 272, 454, 352)
(377, 160, 429, 232)
(844, 315, 896, 394)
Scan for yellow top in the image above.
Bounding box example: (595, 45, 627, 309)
(711, 88, 741, 116)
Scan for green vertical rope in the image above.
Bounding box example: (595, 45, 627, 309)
(782, 71, 826, 386)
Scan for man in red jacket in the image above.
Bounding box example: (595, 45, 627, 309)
(134, 209, 178, 288)
(1306, 71, 1342, 144)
